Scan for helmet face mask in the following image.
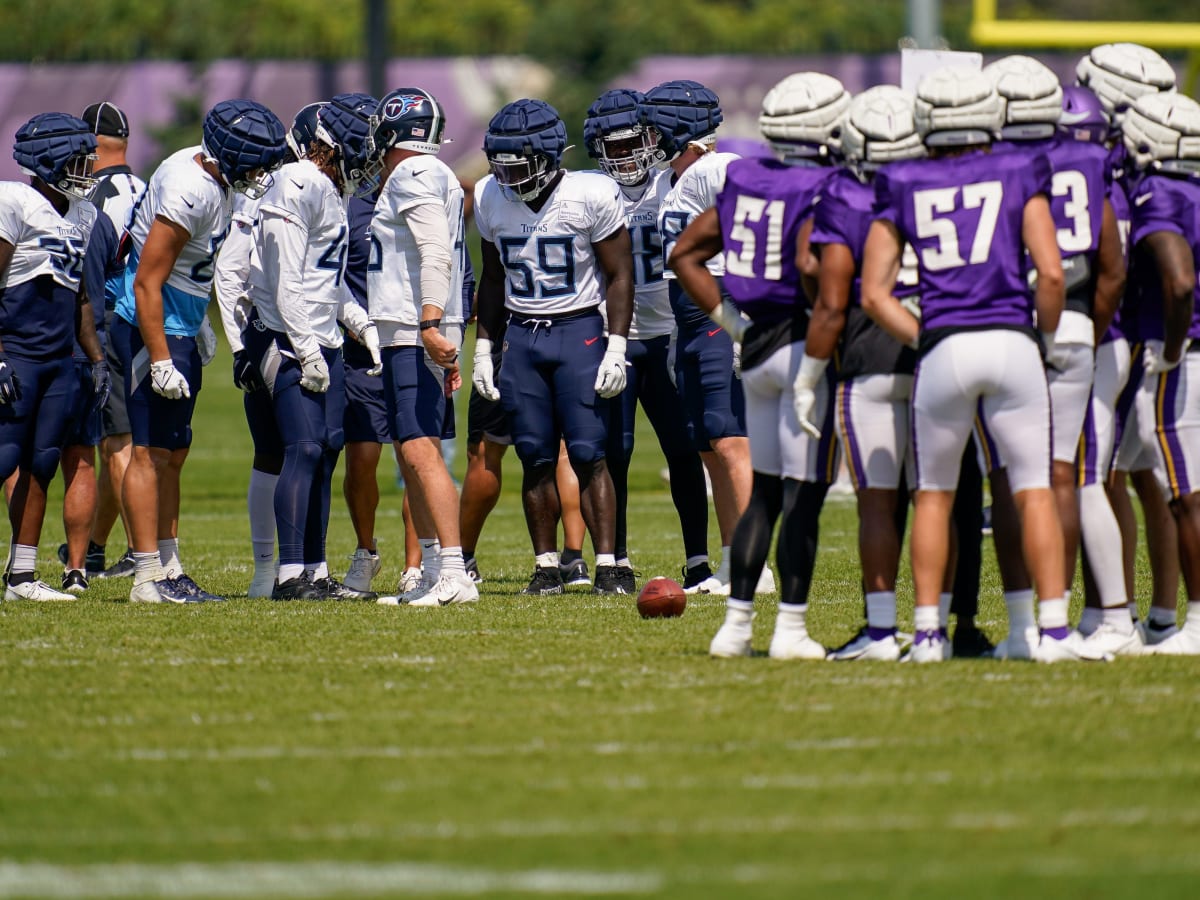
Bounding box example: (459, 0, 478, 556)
(483, 99, 567, 203)
(13, 112, 99, 201)
(596, 126, 656, 185)
(488, 151, 553, 201)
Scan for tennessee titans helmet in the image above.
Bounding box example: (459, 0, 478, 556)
(583, 89, 655, 186)
(638, 80, 723, 167)
(13, 112, 98, 200)
(202, 99, 287, 199)
(483, 99, 567, 202)
(373, 88, 446, 156)
(315, 92, 382, 196)
(286, 102, 325, 162)
(1059, 85, 1109, 145)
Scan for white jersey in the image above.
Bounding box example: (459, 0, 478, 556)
(248, 159, 352, 355)
(658, 151, 739, 280)
(127, 146, 231, 298)
(0, 182, 94, 292)
(475, 170, 625, 316)
(368, 155, 466, 339)
(213, 192, 262, 353)
(90, 165, 145, 237)
(615, 170, 672, 340)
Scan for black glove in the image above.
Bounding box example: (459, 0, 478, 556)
(90, 359, 112, 414)
(0, 354, 22, 406)
(232, 349, 267, 393)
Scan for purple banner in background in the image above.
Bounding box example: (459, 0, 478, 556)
(0, 54, 1183, 183)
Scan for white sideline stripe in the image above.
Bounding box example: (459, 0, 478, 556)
(0, 861, 662, 898)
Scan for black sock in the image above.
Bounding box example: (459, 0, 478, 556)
(560, 547, 583, 566)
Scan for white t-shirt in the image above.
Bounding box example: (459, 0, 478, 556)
(475, 170, 625, 316)
(658, 151, 739, 280)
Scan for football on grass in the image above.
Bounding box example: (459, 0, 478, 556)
(636, 577, 686, 619)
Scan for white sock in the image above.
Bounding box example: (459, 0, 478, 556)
(420, 539, 441, 580)
(1185, 601, 1200, 633)
(535, 551, 559, 569)
(938, 592, 952, 629)
(440, 546, 465, 578)
(616, 556, 632, 570)
(10, 543, 37, 576)
(686, 555, 708, 570)
(724, 597, 754, 626)
(1102, 604, 1134, 630)
(1039, 597, 1070, 630)
(1079, 484, 1128, 608)
(278, 563, 305, 582)
(865, 591, 897, 630)
(305, 561, 329, 581)
(1005, 589, 1036, 631)
(596, 553, 616, 569)
(158, 539, 182, 578)
(776, 603, 807, 629)
(1128, 601, 1140, 622)
(248, 468, 278, 566)
(914, 605, 940, 633)
(133, 551, 163, 586)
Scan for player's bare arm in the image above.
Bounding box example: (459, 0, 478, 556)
(0, 237, 12, 355)
(861, 219, 917, 349)
(74, 286, 104, 364)
(475, 238, 506, 343)
(1091, 198, 1126, 343)
(132, 214, 191, 362)
(796, 217, 819, 304)
(1022, 194, 1065, 337)
(593, 225, 634, 338)
(1144, 230, 1197, 363)
(807, 241, 855, 360)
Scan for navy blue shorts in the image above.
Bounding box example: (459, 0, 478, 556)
(0, 355, 77, 480)
(674, 321, 746, 451)
(111, 315, 201, 451)
(271, 343, 346, 453)
(343, 353, 389, 444)
(382, 346, 447, 445)
(64, 360, 102, 448)
(239, 316, 285, 458)
(466, 350, 510, 445)
(498, 311, 608, 468)
(607, 334, 694, 461)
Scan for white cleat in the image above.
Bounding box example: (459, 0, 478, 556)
(828, 629, 901, 661)
(906, 631, 948, 663)
(344, 548, 382, 593)
(407, 573, 479, 607)
(1150, 628, 1200, 656)
(991, 626, 1039, 661)
(709, 621, 752, 658)
(1082, 622, 1144, 657)
(4, 579, 75, 601)
(248, 571, 276, 600)
(756, 566, 776, 594)
(1137, 618, 1180, 647)
(688, 557, 731, 596)
(1033, 630, 1111, 663)
(398, 567, 425, 597)
(129, 580, 163, 603)
(768, 626, 826, 660)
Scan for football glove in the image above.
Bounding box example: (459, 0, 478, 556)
(232, 349, 267, 393)
(197, 314, 218, 367)
(708, 299, 749, 343)
(361, 323, 383, 376)
(299, 352, 330, 393)
(791, 354, 829, 440)
(0, 354, 21, 406)
(150, 360, 191, 400)
(1144, 339, 1190, 376)
(472, 338, 500, 401)
(594, 335, 628, 398)
(90, 359, 111, 413)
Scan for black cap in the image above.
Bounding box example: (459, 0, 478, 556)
(82, 101, 130, 138)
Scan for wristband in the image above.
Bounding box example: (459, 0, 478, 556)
(420, 319, 443, 331)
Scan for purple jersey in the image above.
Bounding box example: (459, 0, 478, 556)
(716, 158, 832, 324)
(810, 168, 916, 378)
(1128, 173, 1200, 341)
(874, 149, 1052, 333)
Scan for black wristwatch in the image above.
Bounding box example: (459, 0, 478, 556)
(419, 318, 442, 331)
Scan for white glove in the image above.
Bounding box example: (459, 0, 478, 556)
(299, 352, 330, 393)
(472, 337, 501, 401)
(1039, 330, 1069, 371)
(708, 299, 749, 343)
(150, 360, 191, 400)
(594, 335, 628, 399)
(196, 314, 218, 367)
(791, 354, 829, 440)
(1144, 339, 1190, 376)
(732, 342, 742, 380)
(362, 323, 383, 376)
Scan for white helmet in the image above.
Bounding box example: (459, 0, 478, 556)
(1121, 91, 1200, 174)
(759, 72, 851, 163)
(984, 55, 1062, 140)
(914, 67, 1003, 148)
(1076, 43, 1176, 124)
(841, 85, 925, 177)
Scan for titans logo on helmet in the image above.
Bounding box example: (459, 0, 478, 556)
(384, 95, 426, 120)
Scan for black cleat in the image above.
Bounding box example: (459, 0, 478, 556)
(681, 562, 713, 591)
(58, 543, 107, 577)
(951, 623, 996, 658)
(464, 556, 482, 584)
(615, 566, 637, 595)
(559, 558, 591, 586)
(97, 549, 136, 579)
(313, 575, 375, 601)
(593, 565, 629, 595)
(521, 566, 564, 596)
(62, 569, 89, 594)
(272, 575, 324, 601)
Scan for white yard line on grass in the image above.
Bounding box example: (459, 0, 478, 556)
(0, 861, 662, 898)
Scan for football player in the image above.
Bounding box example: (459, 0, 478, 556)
(671, 72, 849, 659)
(240, 94, 382, 601)
(1118, 92, 1200, 654)
(367, 86, 477, 606)
(641, 80, 768, 596)
(583, 88, 710, 593)
(113, 98, 286, 603)
(472, 98, 633, 595)
(983, 56, 1137, 655)
(1, 113, 108, 601)
(861, 68, 1095, 662)
(802, 83, 925, 661)
(1076, 43, 1182, 645)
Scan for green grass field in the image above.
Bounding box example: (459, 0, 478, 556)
(2, 343, 1199, 899)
